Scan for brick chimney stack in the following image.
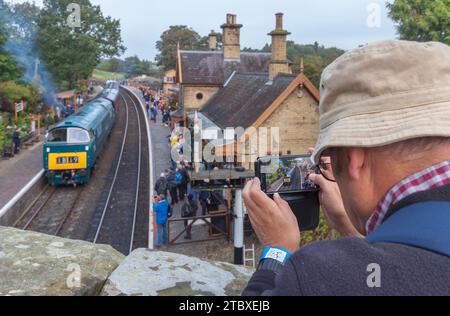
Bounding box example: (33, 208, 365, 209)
(209, 30, 217, 51)
(221, 14, 243, 60)
(269, 13, 291, 80)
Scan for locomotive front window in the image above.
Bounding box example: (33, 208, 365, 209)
(67, 128, 90, 144)
(47, 128, 90, 143)
(47, 129, 67, 143)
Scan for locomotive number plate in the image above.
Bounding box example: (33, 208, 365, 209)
(49, 152, 87, 170)
(57, 156, 79, 165)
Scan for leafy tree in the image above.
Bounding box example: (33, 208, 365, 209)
(98, 57, 125, 73)
(8, 2, 40, 42)
(122, 55, 162, 78)
(387, 0, 450, 44)
(122, 55, 142, 78)
(0, 0, 22, 82)
(36, 0, 126, 88)
(0, 81, 40, 113)
(155, 25, 202, 70)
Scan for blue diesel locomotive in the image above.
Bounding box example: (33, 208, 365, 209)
(43, 84, 120, 186)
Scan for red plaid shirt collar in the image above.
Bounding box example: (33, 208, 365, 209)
(366, 160, 450, 235)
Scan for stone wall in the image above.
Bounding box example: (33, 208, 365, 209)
(101, 249, 253, 296)
(0, 227, 253, 296)
(261, 89, 320, 155)
(240, 89, 320, 170)
(183, 86, 220, 113)
(0, 226, 124, 296)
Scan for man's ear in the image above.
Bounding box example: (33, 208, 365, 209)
(346, 148, 366, 181)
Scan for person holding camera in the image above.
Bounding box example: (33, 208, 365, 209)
(242, 40, 450, 296)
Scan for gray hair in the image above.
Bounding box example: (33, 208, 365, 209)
(376, 137, 450, 160)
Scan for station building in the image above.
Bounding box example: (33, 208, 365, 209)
(176, 13, 320, 169)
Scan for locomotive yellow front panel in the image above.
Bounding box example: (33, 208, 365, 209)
(48, 152, 87, 170)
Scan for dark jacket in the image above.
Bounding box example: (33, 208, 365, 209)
(154, 177, 168, 195)
(182, 200, 198, 218)
(243, 184, 450, 296)
(166, 173, 177, 190)
(12, 131, 20, 143)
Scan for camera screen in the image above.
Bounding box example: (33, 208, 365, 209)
(260, 156, 318, 194)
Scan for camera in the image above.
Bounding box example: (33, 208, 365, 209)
(255, 155, 320, 231)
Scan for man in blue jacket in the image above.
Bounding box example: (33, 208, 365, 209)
(153, 194, 169, 248)
(243, 40, 450, 296)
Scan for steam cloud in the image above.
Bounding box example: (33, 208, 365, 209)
(2, 3, 58, 106)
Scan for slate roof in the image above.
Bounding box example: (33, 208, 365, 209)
(200, 72, 298, 129)
(179, 51, 272, 85)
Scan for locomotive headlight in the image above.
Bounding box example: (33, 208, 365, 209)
(46, 148, 50, 153)
(85, 146, 89, 151)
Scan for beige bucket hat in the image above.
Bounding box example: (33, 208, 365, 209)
(312, 40, 450, 164)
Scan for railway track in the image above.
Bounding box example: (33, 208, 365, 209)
(89, 88, 149, 255)
(10, 87, 149, 255)
(13, 185, 85, 237)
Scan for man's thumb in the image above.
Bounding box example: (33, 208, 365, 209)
(309, 174, 327, 189)
(274, 193, 290, 210)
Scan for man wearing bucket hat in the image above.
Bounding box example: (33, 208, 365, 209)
(242, 40, 450, 296)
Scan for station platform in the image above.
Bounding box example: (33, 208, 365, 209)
(0, 140, 43, 210)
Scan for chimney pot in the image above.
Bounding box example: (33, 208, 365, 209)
(227, 14, 234, 24)
(209, 30, 217, 51)
(276, 13, 283, 30)
(269, 13, 291, 80)
(221, 13, 243, 60)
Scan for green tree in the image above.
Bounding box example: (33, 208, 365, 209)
(8, 2, 40, 42)
(123, 55, 142, 78)
(98, 57, 125, 73)
(155, 25, 202, 70)
(36, 0, 125, 89)
(387, 0, 450, 44)
(0, 0, 22, 82)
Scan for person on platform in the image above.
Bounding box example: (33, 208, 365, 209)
(166, 170, 179, 206)
(154, 172, 168, 196)
(181, 194, 198, 240)
(153, 194, 169, 248)
(12, 128, 21, 154)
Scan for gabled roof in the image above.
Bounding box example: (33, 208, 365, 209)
(177, 50, 271, 85)
(56, 90, 75, 100)
(200, 72, 320, 130)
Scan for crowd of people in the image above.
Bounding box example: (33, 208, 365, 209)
(152, 166, 223, 247)
(141, 88, 229, 248)
(142, 89, 171, 127)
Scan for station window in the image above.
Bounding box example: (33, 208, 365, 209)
(196, 92, 204, 100)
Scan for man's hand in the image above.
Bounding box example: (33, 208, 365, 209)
(307, 148, 363, 237)
(308, 174, 362, 237)
(243, 178, 301, 254)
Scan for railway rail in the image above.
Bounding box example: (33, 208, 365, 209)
(89, 88, 149, 255)
(13, 185, 85, 237)
(9, 87, 150, 255)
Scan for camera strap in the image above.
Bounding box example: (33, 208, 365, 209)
(366, 201, 450, 257)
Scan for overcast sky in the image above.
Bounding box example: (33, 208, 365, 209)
(13, 0, 398, 61)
